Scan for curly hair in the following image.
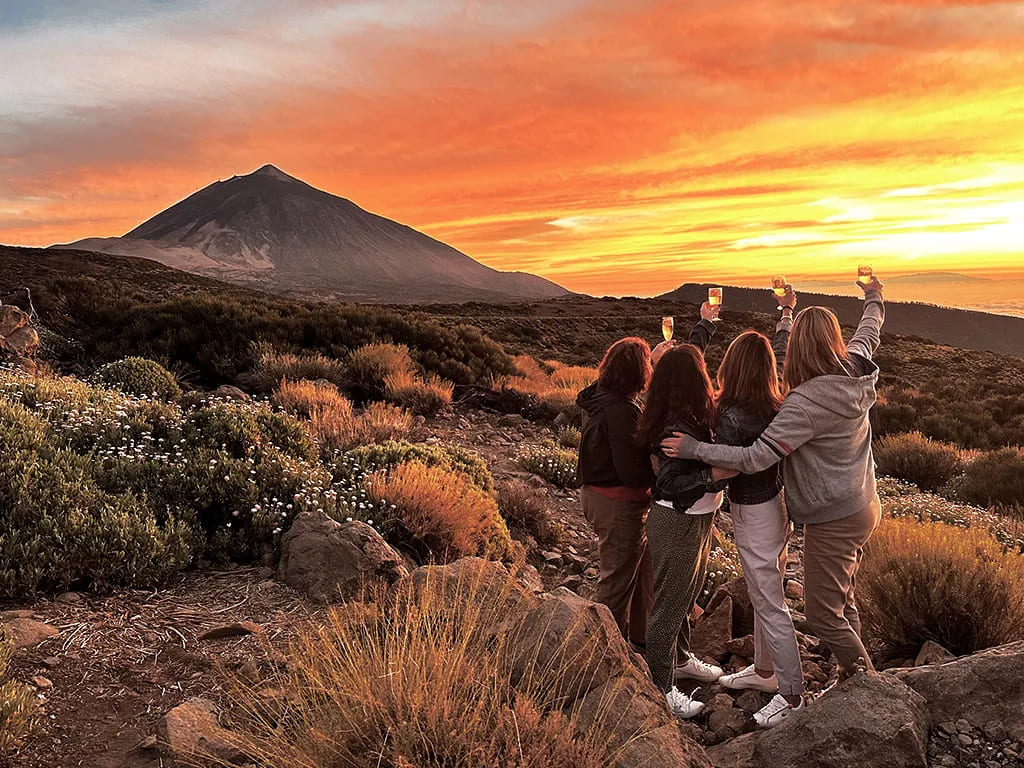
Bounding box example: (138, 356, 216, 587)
(636, 344, 715, 449)
(597, 337, 652, 398)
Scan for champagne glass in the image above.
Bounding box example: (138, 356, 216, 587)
(857, 265, 873, 300)
(772, 275, 787, 310)
(708, 287, 723, 307)
(662, 316, 674, 342)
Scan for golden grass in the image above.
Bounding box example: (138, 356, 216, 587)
(859, 517, 1024, 657)
(0, 639, 37, 754)
(366, 462, 514, 561)
(273, 379, 353, 419)
(347, 343, 414, 400)
(309, 400, 413, 454)
(384, 369, 453, 416)
(214, 564, 656, 768)
(495, 356, 596, 415)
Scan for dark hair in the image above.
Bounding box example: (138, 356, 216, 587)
(597, 337, 652, 398)
(636, 344, 716, 448)
(717, 331, 785, 421)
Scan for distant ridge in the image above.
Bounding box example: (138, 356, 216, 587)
(660, 283, 1024, 358)
(54, 164, 568, 304)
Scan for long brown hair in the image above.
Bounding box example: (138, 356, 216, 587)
(597, 337, 652, 398)
(636, 344, 716, 448)
(783, 306, 849, 390)
(717, 331, 785, 420)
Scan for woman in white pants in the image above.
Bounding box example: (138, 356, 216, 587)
(712, 287, 805, 728)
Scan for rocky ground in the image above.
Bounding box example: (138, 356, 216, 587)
(2, 406, 1023, 768)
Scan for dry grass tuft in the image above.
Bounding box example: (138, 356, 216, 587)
(496, 356, 596, 418)
(497, 479, 563, 547)
(384, 369, 453, 416)
(347, 343, 414, 401)
(273, 379, 353, 419)
(367, 462, 514, 562)
(0, 639, 37, 754)
(859, 517, 1024, 658)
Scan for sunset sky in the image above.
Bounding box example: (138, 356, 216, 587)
(2, 0, 1024, 307)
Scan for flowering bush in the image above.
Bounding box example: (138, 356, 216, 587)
(340, 440, 493, 491)
(517, 444, 579, 488)
(93, 357, 182, 401)
(873, 432, 964, 492)
(859, 517, 1024, 657)
(557, 425, 582, 450)
(366, 462, 515, 562)
(699, 539, 743, 608)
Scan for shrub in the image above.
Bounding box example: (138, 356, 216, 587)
(498, 356, 596, 421)
(496, 479, 563, 547)
(557, 425, 582, 450)
(346, 343, 413, 402)
(0, 401, 195, 597)
(366, 462, 514, 562)
(273, 379, 352, 419)
(873, 432, 963, 491)
(250, 345, 347, 393)
(218, 568, 630, 768)
(384, 369, 453, 415)
(517, 444, 579, 488)
(958, 448, 1024, 509)
(340, 440, 493, 491)
(93, 357, 181, 401)
(700, 539, 743, 608)
(0, 639, 37, 754)
(882, 485, 1024, 553)
(859, 518, 1024, 657)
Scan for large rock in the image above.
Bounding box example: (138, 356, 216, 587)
(705, 578, 755, 637)
(0, 304, 29, 338)
(708, 672, 929, 768)
(690, 595, 733, 663)
(2, 617, 60, 649)
(0, 303, 39, 361)
(891, 640, 1024, 740)
(159, 698, 245, 764)
(278, 512, 408, 603)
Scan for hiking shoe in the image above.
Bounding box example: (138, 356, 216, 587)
(674, 655, 723, 683)
(753, 693, 805, 728)
(719, 664, 779, 693)
(666, 686, 706, 719)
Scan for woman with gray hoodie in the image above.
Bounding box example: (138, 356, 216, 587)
(661, 275, 885, 726)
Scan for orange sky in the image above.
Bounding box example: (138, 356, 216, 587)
(2, 0, 1024, 305)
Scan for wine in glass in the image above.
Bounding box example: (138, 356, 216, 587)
(708, 287, 723, 307)
(662, 316, 674, 341)
(772, 275, 787, 310)
(857, 265, 873, 286)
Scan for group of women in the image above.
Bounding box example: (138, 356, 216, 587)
(575, 276, 885, 728)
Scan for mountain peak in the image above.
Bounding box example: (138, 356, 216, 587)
(247, 164, 298, 182)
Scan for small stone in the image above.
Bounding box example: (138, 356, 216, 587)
(55, 591, 84, 605)
(708, 706, 749, 739)
(30, 675, 52, 689)
(784, 580, 804, 600)
(3, 618, 60, 649)
(41, 656, 60, 669)
(984, 721, 1008, 743)
(957, 719, 975, 734)
(724, 634, 755, 659)
(914, 639, 956, 667)
(198, 621, 262, 641)
(937, 756, 958, 767)
(583, 567, 599, 579)
(704, 693, 735, 716)
(558, 575, 583, 592)
(958, 734, 975, 747)
(541, 551, 563, 567)
(160, 698, 245, 763)
(938, 722, 957, 735)
(734, 689, 764, 713)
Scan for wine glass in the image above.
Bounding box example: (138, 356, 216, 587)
(857, 265, 873, 300)
(772, 275, 787, 310)
(662, 316, 674, 341)
(708, 287, 723, 307)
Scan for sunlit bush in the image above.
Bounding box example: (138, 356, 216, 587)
(273, 379, 353, 420)
(384, 369, 453, 416)
(497, 356, 596, 421)
(251, 345, 347, 393)
(340, 440, 493, 492)
(0, 639, 37, 754)
(346, 343, 413, 402)
(366, 462, 514, 562)
(517, 444, 579, 488)
(873, 432, 963, 492)
(859, 517, 1024, 657)
(93, 357, 182, 401)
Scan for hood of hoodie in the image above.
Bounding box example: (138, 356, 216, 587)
(577, 382, 635, 416)
(790, 357, 879, 419)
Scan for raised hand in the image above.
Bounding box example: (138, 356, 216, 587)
(858, 275, 883, 293)
(699, 301, 721, 322)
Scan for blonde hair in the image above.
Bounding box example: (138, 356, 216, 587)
(782, 306, 848, 390)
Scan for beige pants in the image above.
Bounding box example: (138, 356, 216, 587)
(803, 498, 882, 675)
(581, 487, 653, 646)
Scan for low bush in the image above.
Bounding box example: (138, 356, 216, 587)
(0, 639, 37, 754)
(250, 345, 347, 393)
(873, 432, 964, 492)
(304, 399, 413, 454)
(557, 425, 582, 450)
(93, 357, 181, 401)
(496, 479, 563, 547)
(958, 448, 1024, 510)
(340, 440, 493, 491)
(366, 462, 514, 562)
(859, 517, 1024, 658)
(273, 379, 353, 419)
(346, 343, 413, 402)
(219, 568, 628, 768)
(498, 356, 596, 421)
(384, 369, 453, 415)
(700, 539, 743, 608)
(517, 444, 579, 488)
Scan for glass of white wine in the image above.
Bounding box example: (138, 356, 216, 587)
(857, 265, 873, 300)
(662, 316, 674, 341)
(708, 287, 723, 307)
(772, 275, 787, 310)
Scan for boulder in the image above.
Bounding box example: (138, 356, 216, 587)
(690, 596, 733, 663)
(913, 640, 955, 667)
(213, 384, 250, 401)
(1, 325, 40, 357)
(159, 698, 245, 764)
(278, 513, 408, 603)
(0, 304, 28, 338)
(705, 578, 755, 637)
(709, 672, 929, 768)
(3, 617, 60, 649)
(891, 641, 1024, 740)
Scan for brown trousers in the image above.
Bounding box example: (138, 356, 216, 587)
(581, 487, 653, 646)
(803, 497, 882, 675)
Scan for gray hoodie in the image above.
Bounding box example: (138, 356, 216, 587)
(680, 290, 884, 525)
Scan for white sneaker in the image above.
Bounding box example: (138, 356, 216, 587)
(719, 664, 779, 693)
(753, 693, 805, 728)
(674, 655, 723, 683)
(666, 686, 706, 719)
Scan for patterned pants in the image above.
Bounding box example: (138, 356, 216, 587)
(644, 503, 715, 692)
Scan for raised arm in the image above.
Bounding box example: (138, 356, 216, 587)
(773, 285, 796, 377)
(847, 279, 885, 360)
(666, 398, 817, 474)
(686, 302, 720, 352)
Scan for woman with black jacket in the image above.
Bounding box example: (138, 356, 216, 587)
(576, 305, 718, 650)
